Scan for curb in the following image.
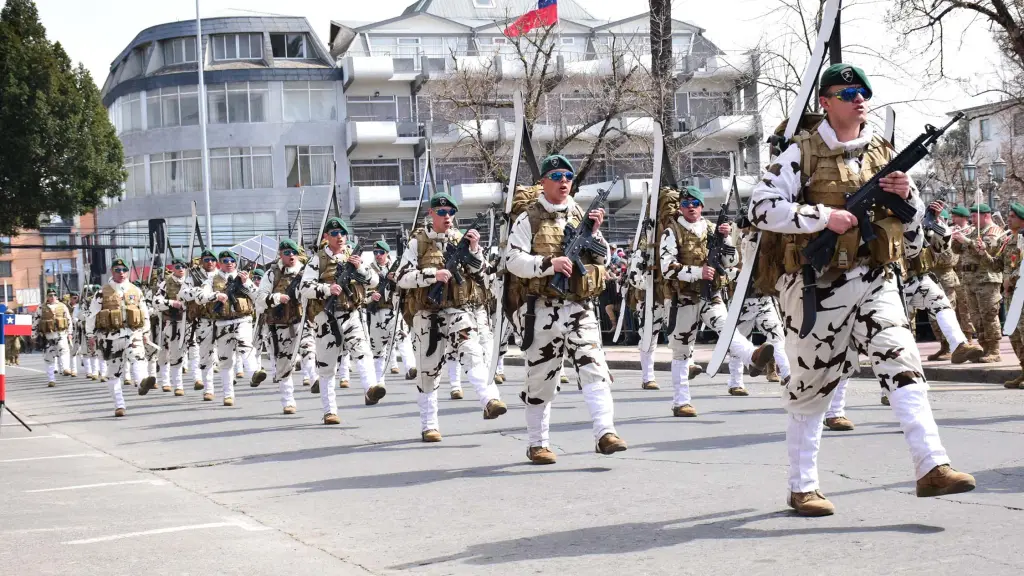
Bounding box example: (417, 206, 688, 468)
(502, 357, 1017, 384)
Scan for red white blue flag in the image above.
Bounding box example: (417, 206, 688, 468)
(3, 314, 32, 337)
(504, 0, 558, 37)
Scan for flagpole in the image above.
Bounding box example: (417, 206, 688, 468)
(196, 0, 214, 244)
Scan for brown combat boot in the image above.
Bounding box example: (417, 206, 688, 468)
(672, 404, 697, 417)
(421, 429, 442, 442)
(1003, 373, 1024, 389)
(641, 380, 659, 390)
(975, 340, 1002, 364)
(881, 395, 890, 406)
(916, 464, 976, 497)
(950, 341, 984, 364)
(283, 405, 297, 415)
(173, 389, 184, 397)
(596, 433, 628, 455)
(364, 385, 387, 405)
(323, 413, 341, 425)
(194, 381, 204, 390)
(483, 399, 507, 420)
(749, 344, 774, 372)
(527, 446, 556, 464)
(824, 416, 855, 431)
(310, 380, 320, 393)
(223, 397, 234, 407)
(450, 389, 464, 400)
(338, 379, 350, 389)
(688, 364, 704, 380)
(250, 370, 267, 387)
(928, 340, 951, 362)
(203, 392, 214, 401)
(788, 490, 835, 516)
(114, 408, 126, 417)
(407, 367, 418, 380)
(765, 360, 781, 382)
(728, 387, 749, 396)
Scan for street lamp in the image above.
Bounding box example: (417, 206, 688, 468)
(981, 158, 1007, 211)
(963, 161, 977, 185)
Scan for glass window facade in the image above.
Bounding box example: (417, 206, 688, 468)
(285, 145, 334, 187)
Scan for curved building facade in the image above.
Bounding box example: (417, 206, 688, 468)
(98, 16, 344, 261)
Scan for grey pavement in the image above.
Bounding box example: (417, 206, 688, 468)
(1, 351, 1022, 576)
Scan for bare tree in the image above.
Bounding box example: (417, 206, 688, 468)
(649, 0, 676, 158)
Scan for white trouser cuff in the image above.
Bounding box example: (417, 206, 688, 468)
(109, 377, 126, 410)
(935, 308, 966, 352)
(730, 331, 757, 366)
(373, 357, 385, 383)
(640, 350, 655, 382)
(320, 376, 337, 415)
(280, 377, 296, 408)
(728, 355, 744, 388)
(355, 355, 377, 391)
(671, 359, 691, 406)
(525, 402, 551, 447)
(418, 390, 439, 431)
(582, 380, 616, 440)
(401, 339, 416, 370)
(889, 383, 951, 479)
(787, 411, 825, 493)
(221, 370, 235, 399)
(825, 378, 849, 419)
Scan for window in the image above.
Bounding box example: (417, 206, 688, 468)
(473, 0, 496, 7)
(2, 284, 13, 302)
(123, 156, 146, 198)
(207, 82, 268, 124)
(283, 81, 336, 122)
(150, 150, 203, 195)
(210, 147, 273, 190)
(271, 34, 306, 59)
(561, 37, 575, 45)
(980, 118, 992, 141)
(0, 261, 11, 278)
(347, 95, 410, 121)
(117, 93, 142, 133)
(690, 152, 731, 190)
(146, 86, 199, 129)
(42, 228, 73, 251)
(350, 159, 404, 186)
(689, 90, 730, 127)
(212, 33, 263, 61)
(285, 146, 334, 187)
(162, 37, 197, 65)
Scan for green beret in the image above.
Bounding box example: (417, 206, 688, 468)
(278, 238, 301, 253)
(324, 217, 351, 235)
(819, 63, 873, 99)
(940, 209, 950, 220)
(218, 249, 238, 260)
(1011, 203, 1024, 219)
(171, 257, 187, 266)
(46, 288, 57, 296)
(200, 249, 216, 259)
(374, 240, 390, 252)
(251, 268, 265, 278)
(969, 203, 992, 214)
(111, 257, 128, 269)
(951, 206, 970, 217)
(683, 185, 705, 205)
(540, 154, 575, 175)
(69, 292, 79, 297)
(429, 193, 459, 211)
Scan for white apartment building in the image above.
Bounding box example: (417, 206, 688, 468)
(950, 100, 1024, 209)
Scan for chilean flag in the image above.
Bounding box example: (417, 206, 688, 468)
(504, 0, 558, 37)
(3, 314, 32, 337)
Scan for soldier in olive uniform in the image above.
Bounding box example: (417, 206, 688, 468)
(396, 194, 507, 442)
(748, 63, 975, 516)
(952, 203, 1004, 362)
(1000, 203, 1024, 388)
(949, 205, 977, 343)
(505, 156, 625, 463)
(926, 208, 963, 360)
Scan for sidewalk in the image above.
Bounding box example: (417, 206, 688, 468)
(503, 337, 1021, 384)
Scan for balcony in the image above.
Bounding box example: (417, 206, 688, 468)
(343, 181, 502, 220)
(685, 113, 760, 142)
(341, 53, 422, 88)
(431, 118, 502, 145)
(345, 117, 423, 152)
(686, 54, 754, 83)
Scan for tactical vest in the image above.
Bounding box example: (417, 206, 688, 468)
(906, 247, 933, 277)
(521, 199, 606, 301)
(186, 268, 212, 320)
(266, 264, 302, 325)
(206, 274, 254, 320)
(307, 248, 365, 317)
(39, 304, 70, 334)
(663, 218, 728, 296)
(95, 284, 145, 333)
(755, 129, 901, 294)
(404, 228, 477, 315)
(369, 262, 395, 310)
(162, 276, 184, 319)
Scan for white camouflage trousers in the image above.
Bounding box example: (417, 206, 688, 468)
(158, 317, 188, 391)
(98, 329, 147, 410)
(368, 307, 415, 382)
(194, 319, 217, 388)
(635, 300, 664, 384)
(736, 295, 791, 381)
(667, 294, 756, 402)
(411, 308, 500, 432)
(42, 333, 70, 381)
(519, 299, 615, 447)
(778, 266, 951, 491)
(904, 273, 965, 350)
(313, 309, 377, 416)
(266, 321, 315, 410)
(212, 318, 257, 401)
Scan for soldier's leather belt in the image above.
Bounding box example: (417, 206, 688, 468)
(963, 265, 978, 272)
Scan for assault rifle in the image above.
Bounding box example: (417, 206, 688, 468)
(427, 214, 488, 307)
(213, 275, 251, 316)
(550, 180, 616, 295)
(796, 113, 963, 338)
(368, 232, 405, 315)
(324, 245, 368, 346)
(921, 209, 947, 238)
(274, 271, 303, 321)
(701, 185, 739, 302)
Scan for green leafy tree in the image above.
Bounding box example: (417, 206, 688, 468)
(0, 0, 124, 236)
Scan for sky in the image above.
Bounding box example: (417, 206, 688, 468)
(27, 0, 1006, 144)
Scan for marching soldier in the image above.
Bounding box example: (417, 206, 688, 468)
(396, 193, 507, 442)
(952, 203, 1004, 362)
(949, 205, 977, 343)
(80, 285, 105, 380)
(180, 250, 219, 395)
(193, 250, 261, 406)
(505, 156, 623, 462)
(1000, 203, 1024, 388)
(66, 292, 82, 377)
(749, 63, 975, 516)
(255, 239, 315, 414)
(152, 258, 190, 396)
(300, 217, 386, 425)
(368, 239, 417, 383)
(246, 268, 268, 382)
(33, 289, 73, 387)
(657, 186, 774, 411)
(733, 219, 790, 385)
(85, 257, 156, 416)
(926, 208, 963, 360)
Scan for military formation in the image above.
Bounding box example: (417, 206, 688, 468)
(29, 62, 1017, 519)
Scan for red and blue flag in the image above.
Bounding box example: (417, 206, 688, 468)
(504, 0, 559, 37)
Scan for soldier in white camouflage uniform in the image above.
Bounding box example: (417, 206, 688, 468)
(367, 239, 416, 383)
(86, 257, 157, 416)
(748, 63, 976, 516)
(179, 250, 218, 395)
(300, 217, 386, 424)
(505, 156, 625, 463)
(658, 186, 774, 413)
(33, 289, 73, 387)
(66, 292, 83, 377)
(76, 285, 103, 380)
(396, 193, 507, 442)
(255, 239, 316, 415)
(151, 258, 191, 396)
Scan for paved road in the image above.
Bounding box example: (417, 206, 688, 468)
(1, 353, 1022, 576)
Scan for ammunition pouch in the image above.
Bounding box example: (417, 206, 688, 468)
(525, 264, 605, 301)
(867, 217, 904, 268)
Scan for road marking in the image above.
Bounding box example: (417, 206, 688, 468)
(0, 453, 104, 463)
(7, 365, 45, 373)
(1, 420, 41, 427)
(0, 434, 67, 441)
(64, 517, 270, 545)
(26, 479, 167, 493)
